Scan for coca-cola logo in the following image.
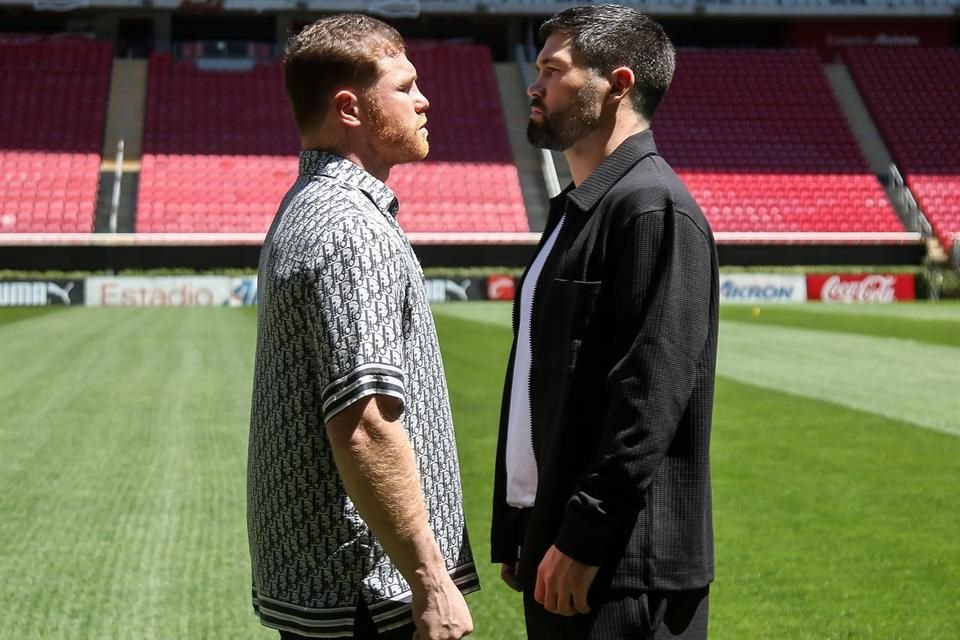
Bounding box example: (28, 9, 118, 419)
(487, 275, 515, 301)
(821, 275, 896, 303)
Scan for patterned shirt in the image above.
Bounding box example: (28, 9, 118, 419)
(248, 150, 479, 638)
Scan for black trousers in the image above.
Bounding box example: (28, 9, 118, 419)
(278, 596, 416, 640)
(523, 587, 709, 640)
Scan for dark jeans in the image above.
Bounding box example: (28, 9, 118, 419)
(523, 587, 709, 640)
(278, 596, 416, 640)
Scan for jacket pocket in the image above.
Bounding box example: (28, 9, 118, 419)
(550, 278, 602, 337)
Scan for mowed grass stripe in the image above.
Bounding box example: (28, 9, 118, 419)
(778, 300, 960, 322)
(434, 312, 523, 639)
(436, 302, 960, 435)
(0, 305, 60, 328)
(436, 311, 960, 639)
(721, 303, 960, 348)
(711, 376, 960, 639)
(718, 321, 959, 436)
(3, 306, 958, 639)
(0, 308, 271, 639)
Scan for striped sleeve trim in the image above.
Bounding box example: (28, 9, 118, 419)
(320, 363, 405, 423)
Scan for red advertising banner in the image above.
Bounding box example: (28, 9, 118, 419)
(807, 273, 915, 303)
(487, 275, 516, 301)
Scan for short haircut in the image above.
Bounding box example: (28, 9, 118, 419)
(284, 14, 405, 134)
(539, 4, 675, 121)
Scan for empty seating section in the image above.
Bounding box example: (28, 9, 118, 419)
(397, 43, 525, 232)
(137, 43, 526, 233)
(655, 49, 901, 233)
(137, 53, 298, 232)
(845, 48, 960, 249)
(0, 37, 111, 232)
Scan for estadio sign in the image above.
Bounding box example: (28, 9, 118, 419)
(719, 274, 807, 304)
(807, 274, 915, 303)
(0, 280, 84, 306)
(85, 277, 258, 307)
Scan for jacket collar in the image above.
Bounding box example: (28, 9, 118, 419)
(563, 129, 659, 213)
(299, 149, 399, 218)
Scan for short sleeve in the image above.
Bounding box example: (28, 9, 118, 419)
(312, 212, 407, 423)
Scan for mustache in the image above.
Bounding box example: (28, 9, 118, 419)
(530, 100, 546, 112)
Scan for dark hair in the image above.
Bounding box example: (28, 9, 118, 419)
(539, 4, 675, 121)
(284, 14, 405, 134)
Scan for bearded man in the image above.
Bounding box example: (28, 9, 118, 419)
(491, 5, 719, 639)
(248, 14, 477, 640)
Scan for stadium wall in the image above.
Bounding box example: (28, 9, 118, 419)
(0, 271, 926, 307)
(0, 234, 927, 271)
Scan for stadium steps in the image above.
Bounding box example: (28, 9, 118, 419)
(94, 173, 139, 233)
(823, 63, 894, 178)
(495, 62, 549, 232)
(823, 62, 927, 241)
(96, 59, 148, 233)
(101, 59, 147, 171)
(827, 59, 953, 260)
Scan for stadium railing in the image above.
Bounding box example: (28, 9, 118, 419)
(888, 164, 933, 237)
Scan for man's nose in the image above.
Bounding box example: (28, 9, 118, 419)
(416, 89, 429, 112)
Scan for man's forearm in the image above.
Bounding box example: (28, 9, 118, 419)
(325, 394, 446, 586)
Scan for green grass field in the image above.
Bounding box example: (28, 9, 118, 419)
(1, 302, 958, 639)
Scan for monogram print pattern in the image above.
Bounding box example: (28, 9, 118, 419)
(248, 151, 478, 638)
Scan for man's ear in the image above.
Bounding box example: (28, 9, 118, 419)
(333, 89, 362, 128)
(607, 67, 635, 105)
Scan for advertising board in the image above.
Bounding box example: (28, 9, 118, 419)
(0, 280, 84, 307)
(807, 273, 916, 303)
(85, 276, 252, 306)
(719, 274, 807, 304)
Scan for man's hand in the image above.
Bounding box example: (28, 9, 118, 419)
(500, 562, 522, 592)
(410, 568, 474, 640)
(534, 545, 599, 616)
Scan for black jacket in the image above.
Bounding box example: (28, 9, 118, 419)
(491, 131, 719, 596)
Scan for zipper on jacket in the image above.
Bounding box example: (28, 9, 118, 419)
(525, 216, 565, 466)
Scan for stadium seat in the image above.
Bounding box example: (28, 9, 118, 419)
(0, 37, 111, 233)
(845, 47, 960, 250)
(654, 49, 902, 235)
(136, 43, 526, 233)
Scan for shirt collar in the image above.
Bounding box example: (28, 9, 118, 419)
(562, 129, 659, 213)
(299, 149, 399, 217)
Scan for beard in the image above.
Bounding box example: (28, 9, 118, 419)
(366, 95, 429, 165)
(527, 81, 601, 151)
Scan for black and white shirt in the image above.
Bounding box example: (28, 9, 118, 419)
(248, 150, 479, 638)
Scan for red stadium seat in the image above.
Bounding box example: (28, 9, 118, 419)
(845, 47, 960, 250)
(0, 38, 110, 233)
(652, 49, 901, 235)
(136, 44, 527, 234)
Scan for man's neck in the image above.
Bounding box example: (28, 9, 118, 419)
(301, 134, 390, 182)
(564, 119, 649, 187)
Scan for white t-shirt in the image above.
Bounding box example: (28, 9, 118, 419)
(505, 216, 565, 508)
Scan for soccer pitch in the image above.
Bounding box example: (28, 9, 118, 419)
(1, 302, 958, 639)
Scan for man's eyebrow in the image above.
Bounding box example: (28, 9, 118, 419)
(536, 56, 566, 69)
